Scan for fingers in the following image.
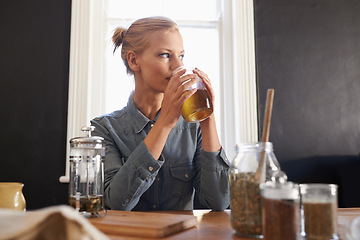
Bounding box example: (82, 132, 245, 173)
(179, 88, 197, 104)
(160, 71, 198, 127)
(168, 70, 199, 95)
(194, 68, 211, 86)
(194, 68, 215, 100)
(163, 69, 199, 113)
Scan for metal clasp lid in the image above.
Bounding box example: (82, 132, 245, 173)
(81, 126, 95, 137)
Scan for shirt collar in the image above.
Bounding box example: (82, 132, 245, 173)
(127, 92, 160, 133)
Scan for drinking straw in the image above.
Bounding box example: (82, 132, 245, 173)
(254, 89, 275, 182)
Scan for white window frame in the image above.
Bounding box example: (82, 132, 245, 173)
(60, 0, 257, 183)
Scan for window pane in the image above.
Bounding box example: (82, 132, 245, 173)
(162, 0, 218, 21)
(104, 21, 135, 113)
(107, 0, 163, 19)
(107, 0, 218, 21)
(180, 27, 221, 137)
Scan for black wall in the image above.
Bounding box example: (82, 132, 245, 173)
(0, 0, 71, 209)
(255, 1, 360, 207)
(255, 0, 360, 161)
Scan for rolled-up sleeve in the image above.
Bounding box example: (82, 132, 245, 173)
(91, 118, 164, 211)
(195, 147, 230, 211)
(106, 142, 164, 210)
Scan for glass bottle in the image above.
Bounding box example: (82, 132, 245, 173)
(68, 126, 106, 218)
(229, 142, 281, 238)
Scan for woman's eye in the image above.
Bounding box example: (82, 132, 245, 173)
(179, 55, 184, 61)
(159, 53, 170, 58)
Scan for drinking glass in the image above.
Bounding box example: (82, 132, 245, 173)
(173, 66, 213, 122)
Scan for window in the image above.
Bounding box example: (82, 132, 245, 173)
(60, 0, 257, 182)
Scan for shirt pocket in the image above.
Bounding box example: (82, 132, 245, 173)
(169, 163, 196, 197)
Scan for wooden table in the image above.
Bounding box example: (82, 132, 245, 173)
(90, 208, 360, 240)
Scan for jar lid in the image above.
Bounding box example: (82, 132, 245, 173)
(236, 142, 274, 152)
(70, 126, 104, 147)
(260, 171, 299, 200)
(260, 181, 299, 200)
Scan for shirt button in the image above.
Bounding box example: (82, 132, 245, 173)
(122, 198, 130, 205)
(150, 124, 154, 127)
(184, 173, 189, 178)
(148, 166, 154, 172)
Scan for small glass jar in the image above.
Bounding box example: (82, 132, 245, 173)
(260, 178, 301, 240)
(300, 184, 339, 240)
(229, 142, 281, 238)
(68, 126, 106, 218)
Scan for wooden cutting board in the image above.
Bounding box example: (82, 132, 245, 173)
(89, 210, 197, 238)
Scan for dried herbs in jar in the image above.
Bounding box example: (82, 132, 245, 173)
(230, 172, 262, 237)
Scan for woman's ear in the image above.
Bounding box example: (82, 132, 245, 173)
(127, 51, 140, 72)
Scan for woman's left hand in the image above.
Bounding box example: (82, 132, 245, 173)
(193, 68, 221, 151)
(194, 68, 215, 109)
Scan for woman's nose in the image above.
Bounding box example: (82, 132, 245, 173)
(172, 64, 184, 73)
(171, 57, 184, 72)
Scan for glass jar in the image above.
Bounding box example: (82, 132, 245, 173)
(300, 184, 339, 240)
(260, 178, 301, 240)
(173, 66, 213, 122)
(68, 126, 106, 218)
(229, 142, 281, 238)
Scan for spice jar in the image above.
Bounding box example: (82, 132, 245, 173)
(300, 184, 339, 240)
(260, 172, 301, 240)
(229, 142, 281, 238)
(68, 126, 106, 218)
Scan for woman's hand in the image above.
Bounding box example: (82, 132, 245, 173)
(158, 68, 199, 129)
(194, 68, 215, 110)
(193, 68, 221, 152)
(194, 67, 217, 123)
(144, 68, 199, 160)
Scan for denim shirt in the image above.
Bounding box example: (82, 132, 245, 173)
(91, 93, 230, 211)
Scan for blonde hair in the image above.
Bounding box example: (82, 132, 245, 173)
(112, 16, 179, 75)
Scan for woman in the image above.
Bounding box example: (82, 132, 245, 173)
(91, 16, 230, 211)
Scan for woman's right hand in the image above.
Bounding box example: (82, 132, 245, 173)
(144, 68, 199, 160)
(157, 68, 199, 129)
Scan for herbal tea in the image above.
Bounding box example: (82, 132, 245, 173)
(69, 195, 104, 213)
(181, 89, 213, 122)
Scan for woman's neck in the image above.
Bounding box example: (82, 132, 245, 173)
(133, 90, 163, 121)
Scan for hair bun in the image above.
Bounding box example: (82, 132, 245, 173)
(112, 27, 127, 53)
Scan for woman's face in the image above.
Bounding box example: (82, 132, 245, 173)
(136, 29, 184, 93)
